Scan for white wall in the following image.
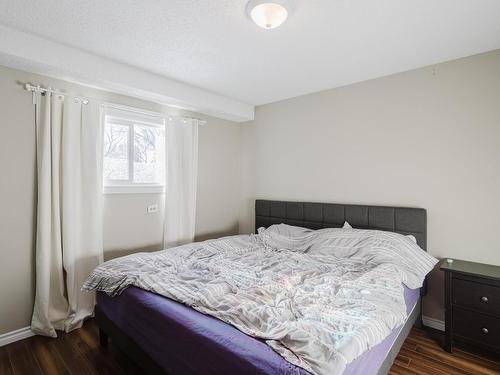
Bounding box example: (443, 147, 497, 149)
(0, 65, 241, 334)
(239, 49, 500, 321)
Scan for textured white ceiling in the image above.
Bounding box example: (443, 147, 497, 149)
(1, 0, 500, 106)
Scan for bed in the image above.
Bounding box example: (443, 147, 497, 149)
(94, 200, 429, 375)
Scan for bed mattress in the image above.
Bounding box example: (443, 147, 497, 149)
(97, 286, 420, 375)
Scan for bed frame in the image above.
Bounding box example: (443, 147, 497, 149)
(255, 200, 427, 251)
(97, 199, 428, 375)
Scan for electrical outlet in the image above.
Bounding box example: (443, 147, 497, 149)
(147, 204, 158, 214)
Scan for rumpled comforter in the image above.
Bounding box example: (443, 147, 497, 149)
(83, 225, 438, 375)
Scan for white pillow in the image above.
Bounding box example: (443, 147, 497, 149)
(406, 235, 417, 243)
(343, 221, 417, 243)
(258, 223, 313, 237)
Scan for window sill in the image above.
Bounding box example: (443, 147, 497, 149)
(103, 185, 166, 195)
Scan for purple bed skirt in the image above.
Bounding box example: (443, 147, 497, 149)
(97, 286, 420, 375)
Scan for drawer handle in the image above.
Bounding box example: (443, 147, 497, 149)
(481, 296, 489, 303)
(482, 327, 489, 334)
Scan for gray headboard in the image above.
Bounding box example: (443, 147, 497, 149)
(255, 200, 427, 250)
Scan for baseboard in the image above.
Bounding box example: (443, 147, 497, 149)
(0, 326, 35, 347)
(422, 316, 445, 331)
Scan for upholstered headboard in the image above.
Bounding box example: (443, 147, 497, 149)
(255, 200, 427, 250)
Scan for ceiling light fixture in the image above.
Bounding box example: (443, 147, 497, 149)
(247, 0, 289, 30)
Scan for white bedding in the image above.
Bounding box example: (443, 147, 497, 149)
(83, 225, 437, 375)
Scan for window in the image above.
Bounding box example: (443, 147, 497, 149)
(103, 106, 166, 194)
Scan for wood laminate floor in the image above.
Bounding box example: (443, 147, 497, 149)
(1, 320, 499, 375)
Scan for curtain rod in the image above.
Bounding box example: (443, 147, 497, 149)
(104, 102, 207, 126)
(23, 82, 207, 126)
(24, 83, 89, 105)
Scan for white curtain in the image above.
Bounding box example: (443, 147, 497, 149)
(31, 92, 103, 337)
(163, 117, 199, 248)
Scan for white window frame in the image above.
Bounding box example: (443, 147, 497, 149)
(102, 104, 166, 195)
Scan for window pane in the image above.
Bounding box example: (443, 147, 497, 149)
(103, 123, 129, 180)
(133, 125, 165, 184)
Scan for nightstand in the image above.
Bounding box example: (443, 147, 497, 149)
(440, 259, 500, 354)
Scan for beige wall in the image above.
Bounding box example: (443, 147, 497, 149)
(2, 49, 500, 335)
(0, 65, 241, 334)
(103, 112, 242, 259)
(239, 49, 500, 321)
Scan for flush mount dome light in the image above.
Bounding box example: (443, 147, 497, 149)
(247, 0, 289, 29)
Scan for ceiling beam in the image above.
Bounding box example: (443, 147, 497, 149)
(0, 24, 254, 122)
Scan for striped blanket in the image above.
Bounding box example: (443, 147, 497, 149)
(83, 226, 437, 375)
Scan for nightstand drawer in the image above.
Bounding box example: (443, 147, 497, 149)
(453, 307, 500, 350)
(452, 277, 500, 316)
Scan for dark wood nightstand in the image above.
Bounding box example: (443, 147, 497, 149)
(440, 259, 500, 354)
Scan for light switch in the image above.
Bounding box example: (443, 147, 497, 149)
(147, 204, 158, 214)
